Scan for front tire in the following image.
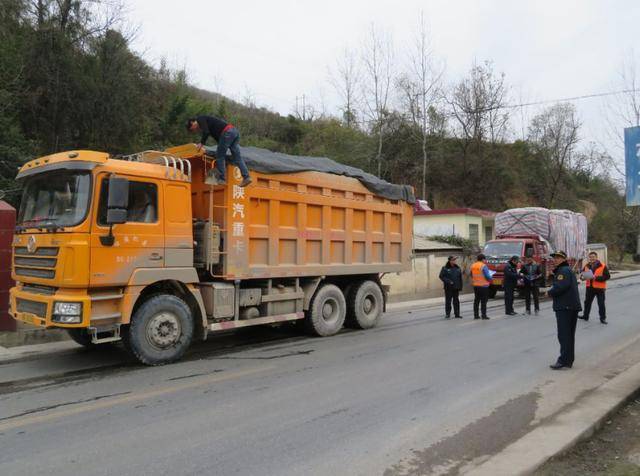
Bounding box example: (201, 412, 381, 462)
(124, 294, 194, 365)
(67, 328, 95, 348)
(345, 280, 384, 329)
(305, 284, 346, 337)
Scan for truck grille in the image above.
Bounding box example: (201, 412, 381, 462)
(14, 246, 59, 280)
(16, 298, 47, 318)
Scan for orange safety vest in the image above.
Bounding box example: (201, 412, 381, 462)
(471, 261, 491, 287)
(584, 263, 607, 289)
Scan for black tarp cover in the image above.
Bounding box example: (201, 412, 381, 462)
(205, 145, 415, 204)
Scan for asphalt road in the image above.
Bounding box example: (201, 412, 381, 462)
(2, 275, 640, 476)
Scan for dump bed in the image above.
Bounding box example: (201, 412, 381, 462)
(172, 145, 414, 280)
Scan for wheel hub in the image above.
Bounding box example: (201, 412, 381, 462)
(363, 296, 374, 314)
(147, 312, 181, 348)
(322, 302, 334, 319)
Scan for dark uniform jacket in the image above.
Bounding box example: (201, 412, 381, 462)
(548, 261, 582, 312)
(439, 263, 463, 291)
(519, 263, 542, 287)
(503, 261, 519, 289)
(196, 115, 229, 144)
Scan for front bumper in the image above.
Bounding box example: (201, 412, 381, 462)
(9, 285, 91, 328)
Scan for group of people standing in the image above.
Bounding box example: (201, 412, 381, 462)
(438, 251, 610, 370)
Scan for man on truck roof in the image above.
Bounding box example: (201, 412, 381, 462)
(186, 115, 252, 187)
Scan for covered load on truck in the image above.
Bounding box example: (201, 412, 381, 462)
(205, 145, 416, 203)
(494, 207, 587, 260)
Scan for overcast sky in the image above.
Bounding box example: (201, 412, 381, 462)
(126, 0, 639, 168)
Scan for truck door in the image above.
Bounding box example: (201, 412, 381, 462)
(90, 174, 165, 286)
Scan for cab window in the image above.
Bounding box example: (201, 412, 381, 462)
(98, 179, 158, 225)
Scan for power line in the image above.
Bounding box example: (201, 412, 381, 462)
(501, 88, 640, 110)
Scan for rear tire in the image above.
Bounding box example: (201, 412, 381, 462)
(125, 294, 194, 366)
(488, 287, 498, 299)
(305, 284, 346, 337)
(345, 280, 384, 329)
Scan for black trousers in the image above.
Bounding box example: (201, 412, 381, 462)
(523, 285, 540, 311)
(473, 287, 489, 318)
(444, 288, 460, 317)
(504, 285, 515, 313)
(583, 287, 606, 321)
(555, 310, 578, 366)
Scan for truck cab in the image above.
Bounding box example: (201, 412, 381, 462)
(482, 234, 553, 297)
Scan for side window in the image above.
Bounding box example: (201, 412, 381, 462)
(525, 243, 534, 258)
(468, 224, 479, 245)
(98, 179, 158, 225)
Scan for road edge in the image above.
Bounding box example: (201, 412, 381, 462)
(464, 360, 640, 475)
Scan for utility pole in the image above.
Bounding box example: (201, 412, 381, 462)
(302, 94, 306, 121)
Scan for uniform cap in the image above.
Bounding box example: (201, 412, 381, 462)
(550, 250, 567, 259)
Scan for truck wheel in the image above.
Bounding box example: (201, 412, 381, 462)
(305, 284, 346, 337)
(125, 294, 194, 365)
(67, 328, 96, 348)
(488, 287, 498, 299)
(345, 280, 383, 329)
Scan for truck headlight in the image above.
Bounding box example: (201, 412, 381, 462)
(53, 302, 82, 323)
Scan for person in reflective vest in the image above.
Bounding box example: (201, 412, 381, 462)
(579, 251, 610, 324)
(470, 254, 493, 320)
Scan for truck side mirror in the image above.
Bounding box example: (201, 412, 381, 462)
(106, 177, 129, 224)
(525, 248, 534, 258)
(100, 177, 129, 246)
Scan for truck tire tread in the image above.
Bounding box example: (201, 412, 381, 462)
(125, 294, 194, 366)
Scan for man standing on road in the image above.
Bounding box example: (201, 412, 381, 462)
(579, 251, 610, 324)
(471, 254, 493, 320)
(503, 255, 520, 316)
(520, 256, 542, 315)
(547, 251, 582, 370)
(439, 255, 463, 319)
(186, 115, 252, 187)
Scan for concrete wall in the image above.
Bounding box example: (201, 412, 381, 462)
(383, 251, 473, 302)
(414, 214, 494, 246)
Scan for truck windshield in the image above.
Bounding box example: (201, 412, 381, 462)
(17, 171, 91, 229)
(483, 241, 523, 258)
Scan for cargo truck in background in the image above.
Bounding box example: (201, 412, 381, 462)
(483, 207, 588, 298)
(9, 144, 414, 365)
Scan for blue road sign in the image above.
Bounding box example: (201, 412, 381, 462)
(625, 126, 640, 206)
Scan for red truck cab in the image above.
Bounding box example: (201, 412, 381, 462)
(482, 234, 553, 298)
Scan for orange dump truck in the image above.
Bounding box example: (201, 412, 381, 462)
(9, 144, 414, 364)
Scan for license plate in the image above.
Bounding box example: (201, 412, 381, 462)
(493, 278, 503, 285)
(18, 313, 45, 327)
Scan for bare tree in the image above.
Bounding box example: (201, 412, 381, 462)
(601, 50, 640, 180)
(449, 60, 510, 148)
(601, 50, 640, 256)
(398, 12, 445, 199)
(361, 23, 394, 177)
(329, 47, 360, 128)
(528, 103, 581, 208)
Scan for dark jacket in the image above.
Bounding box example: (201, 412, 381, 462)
(548, 261, 582, 312)
(503, 261, 519, 288)
(197, 115, 229, 144)
(519, 262, 542, 287)
(439, 263, 463, 291)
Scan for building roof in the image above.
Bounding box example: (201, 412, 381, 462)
(414, 207, 496, 218)
(413, 235, 463, 251)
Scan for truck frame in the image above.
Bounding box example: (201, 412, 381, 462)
(9, 145, 413, 364)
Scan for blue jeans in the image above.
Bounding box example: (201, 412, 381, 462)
(216, 127, 250, 180)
